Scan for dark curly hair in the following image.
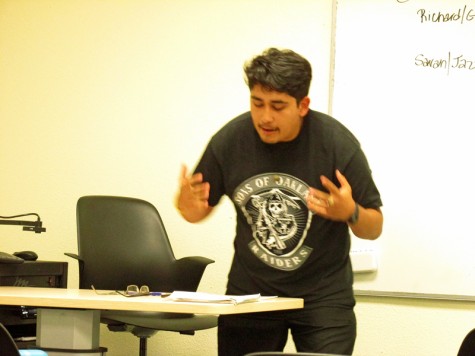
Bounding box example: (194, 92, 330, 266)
(244, 48, 312, 104)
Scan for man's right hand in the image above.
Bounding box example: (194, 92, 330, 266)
(175, 165, 213, 223)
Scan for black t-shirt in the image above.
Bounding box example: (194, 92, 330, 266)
(194, 110, 382, 308)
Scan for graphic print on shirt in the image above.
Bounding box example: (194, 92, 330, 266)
(233, 173, 313, 271)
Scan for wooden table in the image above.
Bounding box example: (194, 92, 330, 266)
(0, 286, 303, 355)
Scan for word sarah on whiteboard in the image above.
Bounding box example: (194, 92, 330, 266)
(415, 52, 475, 75)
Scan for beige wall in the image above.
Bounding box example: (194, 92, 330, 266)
(1, 1, 474, 355)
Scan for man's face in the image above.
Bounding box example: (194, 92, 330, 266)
(250, 84, 310, 144)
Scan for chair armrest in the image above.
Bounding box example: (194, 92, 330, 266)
(64, 253, 85, 286)
(172, 256, 214, 291)
(64, 252, 81, 261)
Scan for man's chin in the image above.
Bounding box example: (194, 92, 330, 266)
(259, 134, 279, 144)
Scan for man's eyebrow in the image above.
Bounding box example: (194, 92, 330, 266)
(250, 96, 288, 105)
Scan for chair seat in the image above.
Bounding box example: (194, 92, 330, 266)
(244, 353, 344, 356)
(101, 310, 218, 332)
(1, 322, 49, 356)
(458, 328, 475, 356)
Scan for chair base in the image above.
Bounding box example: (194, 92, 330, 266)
(106, 323, 198, 356)
(139, 337, 147, 356)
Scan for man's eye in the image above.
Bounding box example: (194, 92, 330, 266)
(253, 101, 264, 108)
(272, 105, 285, 111)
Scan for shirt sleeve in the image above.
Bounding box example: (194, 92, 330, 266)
(193, 141, 226, 207)
(344, 146, 383, 209)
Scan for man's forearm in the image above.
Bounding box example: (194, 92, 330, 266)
(349, 206, 383, 240)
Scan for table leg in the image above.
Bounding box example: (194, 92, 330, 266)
(36, 308, 105, 355)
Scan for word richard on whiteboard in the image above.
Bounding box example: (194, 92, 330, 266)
(417, 5, 475, 25)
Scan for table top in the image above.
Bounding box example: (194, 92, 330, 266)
(0, 287, 303, 315)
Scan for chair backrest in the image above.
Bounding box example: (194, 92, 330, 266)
(76, 195, 187, 292)
(458, 328, 475, 356)
(0, 323, 20, 356)
(244, 353, 342, 356)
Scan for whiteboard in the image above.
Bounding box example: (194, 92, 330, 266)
(332, 0, 475, 297)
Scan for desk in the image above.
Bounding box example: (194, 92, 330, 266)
(0, 287, 303, 355)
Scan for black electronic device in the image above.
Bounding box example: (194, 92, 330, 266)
(0, 252, 24, 264)
(0, 211, 51, 347)
(0, 213, 45, 264)
(13, 251, 38, 261)
(0, 213, 46, 234)
(0, 261, 68, 346)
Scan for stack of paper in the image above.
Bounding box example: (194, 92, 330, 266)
(164, 291, 262, 305)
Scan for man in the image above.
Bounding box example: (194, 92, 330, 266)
(175, 48, 383, 355)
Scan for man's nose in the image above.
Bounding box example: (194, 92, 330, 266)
(261, 107, 274, 123)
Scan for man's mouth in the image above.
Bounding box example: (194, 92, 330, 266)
(260, 126, 277, 134)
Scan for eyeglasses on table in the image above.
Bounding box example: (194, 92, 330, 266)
(91, 284, 163, 297)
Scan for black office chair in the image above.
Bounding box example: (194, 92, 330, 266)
(458, 328, 475, 356)
(65, 195, 217, 356)
(0, 323, 48, 356)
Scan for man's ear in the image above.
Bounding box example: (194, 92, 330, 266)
(299, 96, 310, 116)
